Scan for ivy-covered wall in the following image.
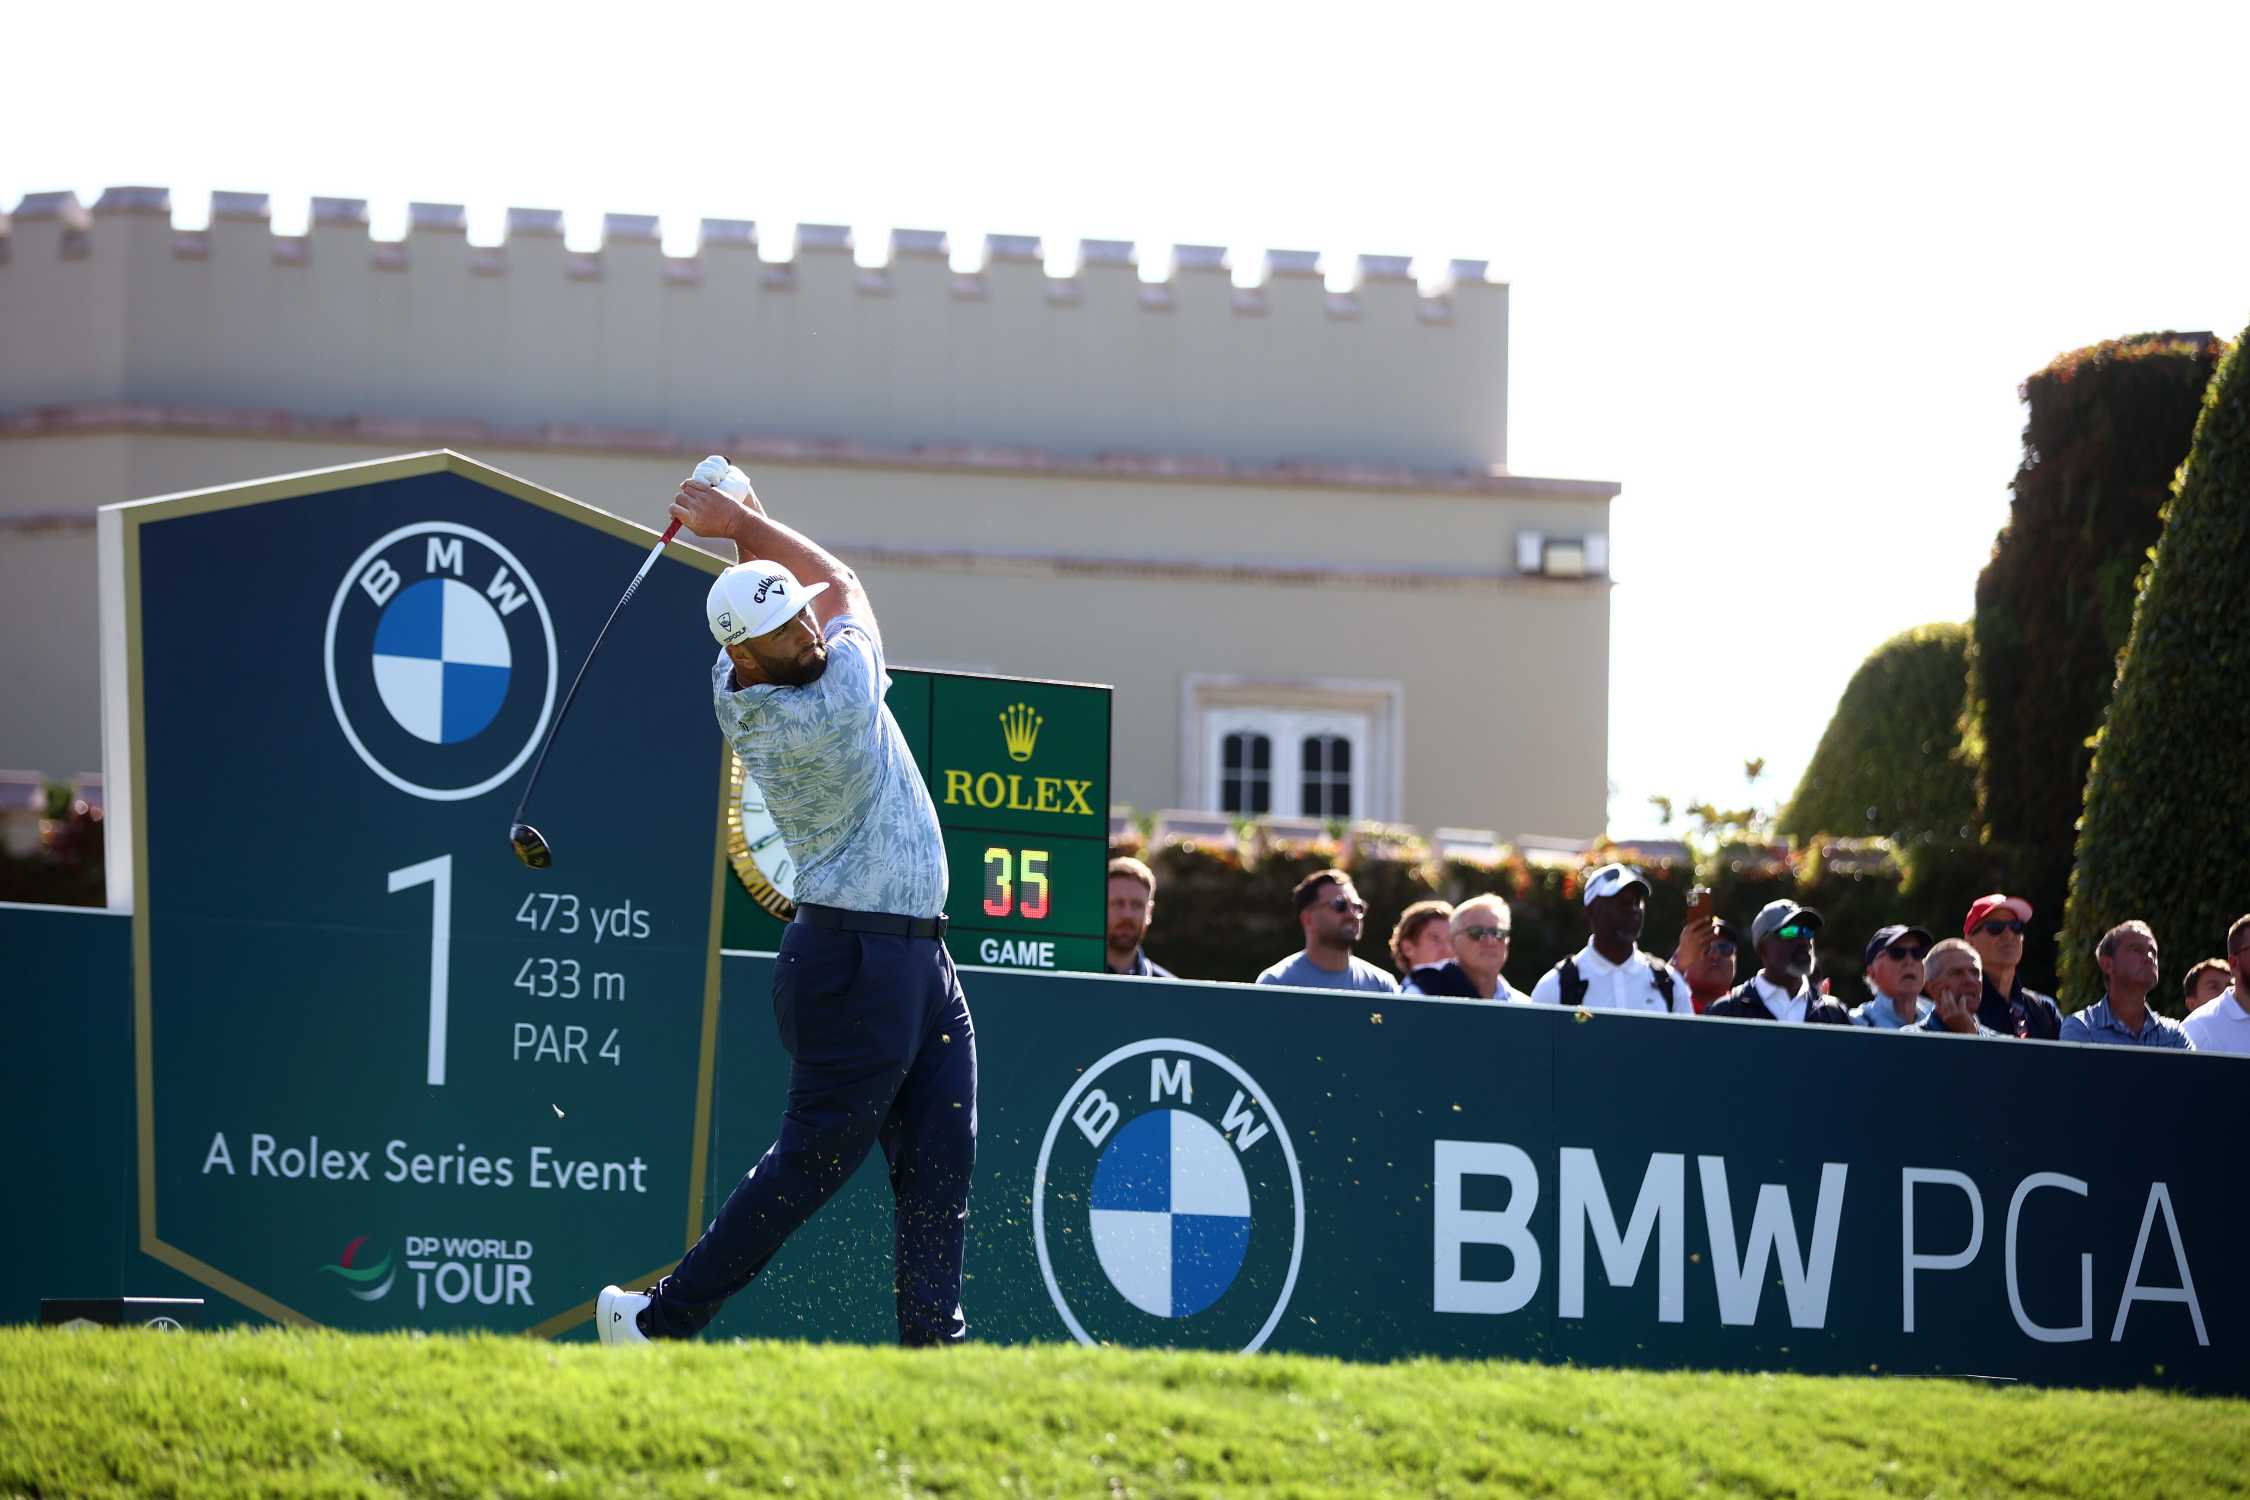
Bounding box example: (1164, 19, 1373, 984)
(1965, 331, 2229, 989)
(2060, 324, 2250, 1005)
(1778, 623, 1978, 844)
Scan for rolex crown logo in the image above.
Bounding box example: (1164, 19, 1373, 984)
(999, 702, 1044, 763)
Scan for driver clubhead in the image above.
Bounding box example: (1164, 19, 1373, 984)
(509, 822, 553, 869)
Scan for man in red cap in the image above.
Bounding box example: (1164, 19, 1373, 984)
(1963, 893, 2062, 1039)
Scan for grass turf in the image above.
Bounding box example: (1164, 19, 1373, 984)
(2, 1330, 2242, 1498)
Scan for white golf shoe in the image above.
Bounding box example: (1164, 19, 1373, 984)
(596, 1285, 652, 1346)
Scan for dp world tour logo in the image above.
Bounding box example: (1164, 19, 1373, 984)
(1033, 1039, 1305, 1351)
(325, 523, 557, 801)
(319, 1235, 396, 1301)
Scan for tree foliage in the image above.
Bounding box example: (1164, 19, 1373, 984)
(1778, 623, 1978, 843)
(1966, 331, 2228, 991)
(2059, 325, 2250, 1004)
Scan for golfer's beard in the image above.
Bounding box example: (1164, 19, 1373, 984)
(766, 654, 828, 687)
(1783, 956, 1814, 980)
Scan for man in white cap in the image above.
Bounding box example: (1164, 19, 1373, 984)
(599, 464, 975, 1349)
(1526, 863, 1688, 1013)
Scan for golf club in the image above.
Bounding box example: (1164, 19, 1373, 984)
(508, 457, 746, 867)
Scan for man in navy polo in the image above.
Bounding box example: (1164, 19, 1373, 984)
(599, 465, 976, 1347)
(1963, 892, 2063, 1039)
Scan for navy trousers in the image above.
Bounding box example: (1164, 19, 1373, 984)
(643, 921, 977, 1344)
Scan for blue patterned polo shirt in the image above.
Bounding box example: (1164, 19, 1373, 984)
(712, 614, 947, 919)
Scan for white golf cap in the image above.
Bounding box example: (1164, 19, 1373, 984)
(707, 560, 829, 645)
(1580, 862, 1651, 906)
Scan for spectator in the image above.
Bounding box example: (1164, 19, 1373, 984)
(1848, 923, 1935, 1030)
(2181, 914, 2250, 1055)
(1390, 899, 1456, 982)
(1670, 916, 1742, 1014)
(2181, 958, 2232, 1012)
(2060, 921, 2194, 1049)
(1963, 893, 2064, 1040)
(1527, 863, 1688, 1013)
(1255, 869, 1400, 993)
(1103, 856, 1173, 978)
(1405, 895, 1529, 1002)
(1918, 939, 1999, 1034)
(1709, 900, 1853, 1024)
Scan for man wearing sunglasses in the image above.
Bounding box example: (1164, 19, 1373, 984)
(1848, 924, 1936, 1029)
(1404, 895, 1530, 1002)
(1255, 869, 1401, 993)
(1527, 863, 1688, 1013)
(1962, 893, 2062, 1040)
(1708, 900, 1854, 1024)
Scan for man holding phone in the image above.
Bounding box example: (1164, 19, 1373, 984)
(1670, 887, 1740, 1013)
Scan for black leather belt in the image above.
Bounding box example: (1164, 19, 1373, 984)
(793, 902, 947, 940)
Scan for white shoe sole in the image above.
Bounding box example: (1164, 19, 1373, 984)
(596, 1284, 652, 1346)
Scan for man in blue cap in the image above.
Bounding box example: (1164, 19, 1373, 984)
(1849, 923, 1936, 1029)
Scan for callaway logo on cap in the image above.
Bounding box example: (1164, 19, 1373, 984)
(707, 561, 830, 646)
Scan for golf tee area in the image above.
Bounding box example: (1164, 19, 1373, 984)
(3, 1330, 2242, 1499)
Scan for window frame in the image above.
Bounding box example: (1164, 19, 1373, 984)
(1184, 676, 1403, 823)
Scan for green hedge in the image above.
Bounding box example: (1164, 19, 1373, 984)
(1118, 828, 2031, 1000)
(1778, 623, 1979, 843)
(2060, 324, 2250, 1006)
(1966, 332, 2229, 990)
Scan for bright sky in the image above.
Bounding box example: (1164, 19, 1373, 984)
(10, 0, 2248, 835)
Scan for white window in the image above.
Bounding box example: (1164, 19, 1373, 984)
(1216, 726, 1274, 816)
(1206, 709, 1366, 820)
(1185, 678, 1403, 822)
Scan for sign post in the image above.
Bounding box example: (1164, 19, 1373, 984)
(100, 452, 728, 1334)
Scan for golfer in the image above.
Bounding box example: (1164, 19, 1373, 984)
(599, 468, 975, 1346)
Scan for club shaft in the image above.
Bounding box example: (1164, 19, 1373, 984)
(509, 519, 682, 826)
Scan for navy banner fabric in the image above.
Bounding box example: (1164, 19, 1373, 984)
(10, 905, 2242, 1392)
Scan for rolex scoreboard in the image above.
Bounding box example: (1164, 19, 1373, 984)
(728, 670, 1114, 972)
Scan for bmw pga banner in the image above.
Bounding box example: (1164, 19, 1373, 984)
(97, 452, 730, 1336)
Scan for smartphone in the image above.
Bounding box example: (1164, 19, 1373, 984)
(1687, 886, 1712, 923)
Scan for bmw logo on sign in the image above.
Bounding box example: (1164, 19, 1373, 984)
(325, 522, 558, 801)
(1033, 1039, 1305, 1351)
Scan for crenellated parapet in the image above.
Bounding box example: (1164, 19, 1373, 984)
(0, 188, 1510, 472)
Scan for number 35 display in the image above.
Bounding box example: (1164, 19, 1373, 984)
(727, 669, 1111, 971)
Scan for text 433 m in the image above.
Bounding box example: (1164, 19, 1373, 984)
(513, 957, 626, 1001)
(513, 892, 652, 942)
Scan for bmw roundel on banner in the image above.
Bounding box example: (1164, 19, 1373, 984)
(1033, 1038, 1305, 1352)
(324, 521, 559, 801)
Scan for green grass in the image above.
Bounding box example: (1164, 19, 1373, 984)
(2, 1331, 2242, 1499)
